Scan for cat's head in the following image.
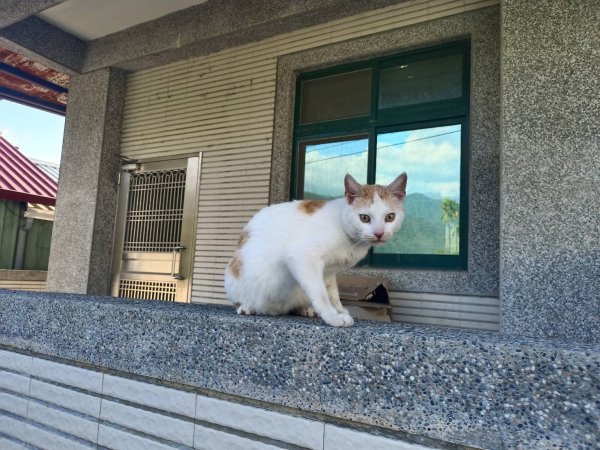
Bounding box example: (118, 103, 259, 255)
(341, 173, 407, 246)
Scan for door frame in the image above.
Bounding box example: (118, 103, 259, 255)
(110, 153, 201, 302)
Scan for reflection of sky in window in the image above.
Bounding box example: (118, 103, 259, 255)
(304, 138, 368, 198)
(302, 125, 460, 200)
(377, 125, 461, 200)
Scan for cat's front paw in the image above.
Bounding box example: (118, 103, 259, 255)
(321, 311, 354, 327)
(339, 312, 354, 327)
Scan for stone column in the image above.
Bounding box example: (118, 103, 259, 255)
(500, 0, 600, 343)
(47, 68, 126, 295)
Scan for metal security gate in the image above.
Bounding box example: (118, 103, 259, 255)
(111, 156, 200, 302)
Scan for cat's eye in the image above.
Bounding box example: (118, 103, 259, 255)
(385, 213, 396, 223)
(359, 214, 371, 223)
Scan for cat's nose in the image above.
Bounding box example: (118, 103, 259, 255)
(374, 232, 384, 240)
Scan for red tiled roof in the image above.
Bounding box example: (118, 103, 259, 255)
(0, 135, 57, 205)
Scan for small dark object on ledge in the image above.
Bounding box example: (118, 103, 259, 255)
(337, 275, 392, 322)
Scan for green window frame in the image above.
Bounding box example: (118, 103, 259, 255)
(291, 41, 470, 270)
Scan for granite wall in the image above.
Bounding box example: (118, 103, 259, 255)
(0, 346, 431, 450)
(0, 291, 598, 449)
(499, 0, 600, 343)
(46, 68, 126, 296)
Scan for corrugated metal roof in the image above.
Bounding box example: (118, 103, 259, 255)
(30, 158, 60, 182)
(0, 135, 57, 205)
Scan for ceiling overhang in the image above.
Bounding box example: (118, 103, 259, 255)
(36, 0, 209, 41)
(0, 0, 409, 87)
(0, 0, 209, 111)
(0, 0, 68, 29)
(0, 47, 69, 115)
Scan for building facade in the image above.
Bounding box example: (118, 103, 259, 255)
(0, 1, 598, 448)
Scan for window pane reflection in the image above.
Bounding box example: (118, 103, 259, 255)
(374, 124, 461, 256)
(300, 137, 368, 199)
(379, 54, 463, 109)
(300, 69, 372, 124)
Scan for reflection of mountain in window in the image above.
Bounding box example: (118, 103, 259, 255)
(375, 125, 461, 257)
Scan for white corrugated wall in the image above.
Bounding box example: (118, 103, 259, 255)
(119, 0, 500, 331)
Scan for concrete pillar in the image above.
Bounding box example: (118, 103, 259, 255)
(500, 0, 600, 343)
(47, 68, 126, 295)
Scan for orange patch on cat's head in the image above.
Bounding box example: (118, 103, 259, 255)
(298, 199, 326, 214)
(344, 173, 407, 206)
(229, 255, 242, 278)
(362, 185, 390, 201)
(348, 182, 391, 208)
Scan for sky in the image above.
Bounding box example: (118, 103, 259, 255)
(304, 124, 461, 200)
(0, 100, 65, 164)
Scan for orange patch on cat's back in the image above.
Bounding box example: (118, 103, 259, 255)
(237, 230, 250, 248)
(229, 255, 242, 278)
(298, 200, 326, 214)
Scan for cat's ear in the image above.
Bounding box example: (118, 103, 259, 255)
(387, 172, 407, 201)
(344, 174, 363, 204)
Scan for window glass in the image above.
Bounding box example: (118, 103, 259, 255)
(378, 54, 463, 109)
(374, 124, 462, 256)
(293, 42, 469, 269)
(300, 136, 368, 199)
(300, 69, 372, 124)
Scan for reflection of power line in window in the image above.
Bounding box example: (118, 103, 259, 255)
(306, 149, 365, 164)
(305, 130, 460, 164)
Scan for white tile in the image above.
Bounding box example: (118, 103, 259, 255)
(24, 423, 94, 450)
(102, 374, 195, 417)
(0, 392, 28, 417)
(0, 414, 27, 442)
(98, 424, 180, 450)
(100, 399, 194, 446)
(0, 371, 31, 395)
(30, 379, 101, 418)
(194, 425, 280, 450)
(31, 358, 103, 393)
(0, 350, 32, 374)
(196, 395, 324, 450)
(0, 436, 25, 450)
(27, 401, 98, 442)
(324, 425, 436, 450)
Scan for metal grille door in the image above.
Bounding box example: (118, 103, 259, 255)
(124, 169, 186, 253)
(111, 157, 200, 302)
(118, 280, 177, 301)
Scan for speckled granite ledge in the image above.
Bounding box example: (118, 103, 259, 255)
(0, 290, 598, 449)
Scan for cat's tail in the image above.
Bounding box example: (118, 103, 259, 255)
(224, 260, 258, 315)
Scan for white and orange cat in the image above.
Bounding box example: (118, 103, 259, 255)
(224, 173, 407, 327)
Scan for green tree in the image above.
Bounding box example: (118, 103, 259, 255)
(441, 198, 459, 254)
